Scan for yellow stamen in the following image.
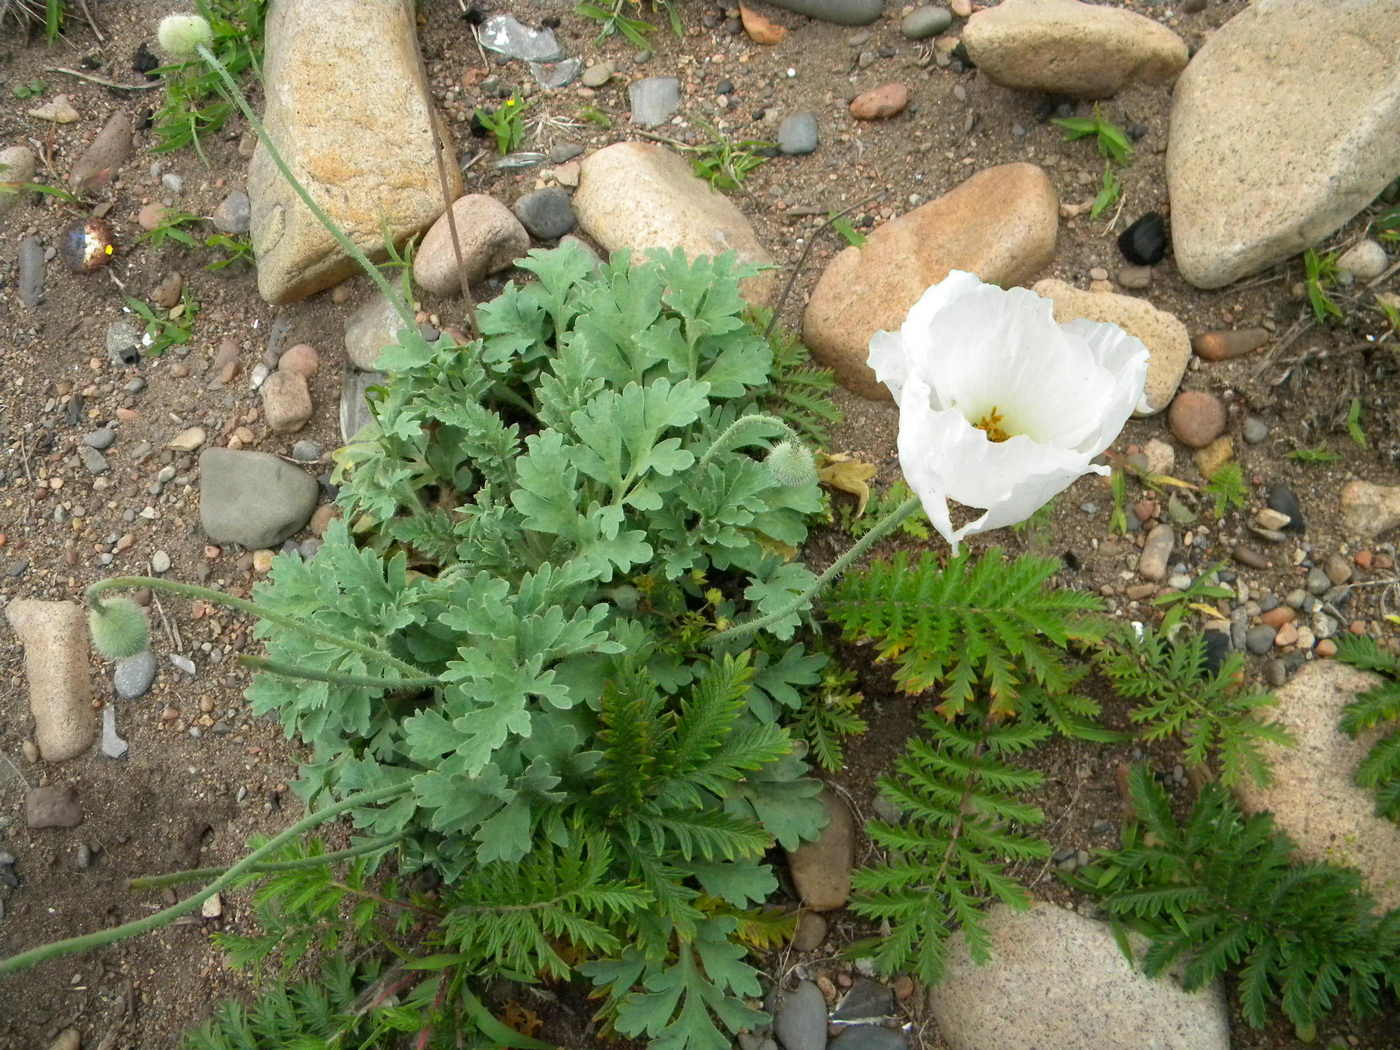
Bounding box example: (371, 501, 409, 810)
(973, 406, 1012, 443)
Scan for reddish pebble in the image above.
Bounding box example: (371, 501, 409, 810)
(309, 504, 341, 537)
(1354, 549, 1374, 570)
(137, 202, 171, 231)
(1259, 606, 1296, 628)
(1375, 554, 1394, 570)
(1349, 620, 1367, 635)
(1191, 328, 1269, 361)
(1315, 639, 1337, 658)
(1167, 390, 1227, 448)
(893, 975, 916, 1001)
(278, 343, 320, 377)
(1133, 498, 1159, 522)
(1274, 622, 1299, 647)
(115, 407, 139, 421)
(850, 83, 910, 120)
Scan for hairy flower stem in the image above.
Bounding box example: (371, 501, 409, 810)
(709, 494, 921, 646)
(127, 834, 403, 891)
(193, 43, 416, 335)
(86, 577, 428, 681)
(696, 412, 799, 474)
(0, 783, 408, 975)
(238, 654, 441, 692)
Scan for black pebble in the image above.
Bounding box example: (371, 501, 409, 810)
(461, 5, 486, 25)
(1201, 630, 1231, 677)
(469, 112, 490, 138)
(541, 15, 561, 28)
(132, 42, 159, 79)
(951, 41, 974, 68)
(1118, 211, 1168, 265)
(1126, 122, 1149, 142)
(1034, 95, 1076, 122)
(1266, 483, 1306, 533)
(716, 79, 733, 94)
(1061, 550, 1081, 571)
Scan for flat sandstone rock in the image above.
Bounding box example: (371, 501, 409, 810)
(249, 0, 461, 303)
(1167, 0, 1400, 289)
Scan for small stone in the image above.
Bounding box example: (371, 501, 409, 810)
(1116, 265, 1152, 289)
(1242, 416, 1269, 444)
(151, 271, 184, 310)
(778, 111, 820, 156)
(1167, 390, 1226, 448)
(785, 788, 854, 910)
(291, 440, 322, 463)
(162, 171, 184, 194)
(1316, 638, 1338, 658)
(791, 911, 828, 951)
(951, 0, 972, 15)
(1192, 328, 1269, 362)
(168, 426, 206, 452)
(513, 188, 577, 240)
(138, 202, 171, 230)
(773, 981, 829, 1050)
(1138, 523, 1174, 581)
(581, 61, 614, 88)
(47, 1029, 81, 1050)
(151, 550, 172, 574)
(202, 892, 223, 918)
(83, 428, 116, 450)
(278, 343, 319, 377)
(1254, 508, 1290, 531)
(1305, 566, 1331, 596)
(69, 110, 133, 192)
(1193, 435, 1233, 480)
(1118, 211, 1167, 266)
(309, 504, 341, 536)
(1275, 622, 1299, 648)
(26, 784, 82, 829)
(1267, 483, 1305, 534)
(412, 195, 529, 296)
(1339, 481, 1400, 539)
(1324, 553, 1353, 586)
(902, 6, 952, 39)
(100, 704, 128, 759)
(17, 234, 45, 307)
(211, 190, 251, 235)
(1142, 438, 1174, 476)
(170, 653, 197, 676)
(114, 648, 158, 699)
(1335, 239, 1388, 281)
(261, 369, 313, 433)
(79, 446, 110, 475)
(850, 83, 910, 120)
(628, 76, 681, 127)
(1259, 606, 1296, 629)
(1245, 624, 1276, 654)
(29, 95, 80, 123)
(252, 549, 276, 574)
(106, 321, 142, 366)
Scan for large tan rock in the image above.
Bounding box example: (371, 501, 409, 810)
(1168, 0, 1400, 289)
(413, 194, 529, 296)
(803, 164, 1058, 400)
(1031, 280, 1189, 416)
(1340, 480, 1400, 539)
(573, 142, 777, 306)
(927, 902, 1231, 1050)
(1236, 661, 1400, 910)
(249, 0, 461, 304)
(783, 788, 854, 911)
(5, 600, 96, 762)
(963, 0, 1187, 99)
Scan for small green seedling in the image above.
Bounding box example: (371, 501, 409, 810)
(576, 0, 681, 50)
(577, 104, 613, 129)
(1204, 461, 1248, 518)
(1053, 107, 1133, 166)
(475, 95, 529, 155)
(12, 78, 47, 99)
(1091, 165, 1121, 220)
(1375, 205, 1400, 245)
(138, 208, 205, 250)
(690, 132, 773, 193)
(1303, 247, 1343, 323)
(827, 211, 866, 248)
(203, 232, 253, 270)
(1286, 446, 1343, 464)
(1108, 467, 1128, 535)
(1346, 398, 1368, 449)
(1153, 561, 1233, 631)
(124, 289, 198, 356)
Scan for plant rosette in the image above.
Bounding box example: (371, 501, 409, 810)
(867, 270, 1149, 552)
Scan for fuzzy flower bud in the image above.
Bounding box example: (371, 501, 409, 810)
(765, 439, 817, 488)
(156, 13, 213, 60)
(88, 597, 150, 661)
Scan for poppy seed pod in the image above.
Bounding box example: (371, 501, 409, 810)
(765, 439, 817, 488)
(156, 13, 213, 60)
(88, 597, 150, 660)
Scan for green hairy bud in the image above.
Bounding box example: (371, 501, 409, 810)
(156, 13, 213, 60)
(765, 439, 817, 488)
(88, 597, 150, 660)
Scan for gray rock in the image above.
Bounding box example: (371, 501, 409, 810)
(83, 428, 116, 450)
(832, 979, 893, 1022)
(5, 599, 96, 762)
(778, 112, 820, 155)
(529, 57, 581, 90)
(1336, 238, 1388, 281)
(69, 111, 133, 193)
(151, 550, 172, 574)
(212, 189, 251, 235)
(513, 188, 577, 240)
(1242, 416, 1269, 444)
(291, 439, 322, 462)
(549, 142, 586, 163)
(17, 234, 45, 307)
(773, 980, 828, 1050)
(1244, 624, 1276, 655)
(100, 705, 128, 759)
(790, 910, 828, 951)
(106, 321, 142, 366)
(1, 144, 37, 222)
(902, 6, 952, 38)
(249, 0, 461, 303)
(764, 0, 883, 26)
(412, 194, 530, 296)
(340, 370, 387, 443)
(629, 77, 681, 127)
(114, 648, 158, 699)
(199, 448, 319, 549)
(344, 293, 406, 371)
(162, 172, 184, 194)
(79, 446, 109, 475)
(1167, 0, 1400, 288)
(581, 61, 615, 88)
(927, 902, 1231, 1050)
(829, 1029, 907, 1050)
(26, 785, 83, 829)
(478, 13, 563, 62)
(170, 653, 197, 676)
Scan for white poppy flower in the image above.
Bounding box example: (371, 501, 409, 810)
(868, 270, 1149, 552)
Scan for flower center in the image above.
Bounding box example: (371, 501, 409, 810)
(972, 406, 1013, 443)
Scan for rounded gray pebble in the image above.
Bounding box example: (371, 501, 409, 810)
(513, 188, 577, 240)
(1264, 658, 1288, 687)
(901, 5, 951, 38)
(777, 111, 819, 156)
(1305, 566, 1331, 595)
(151, 550, 171, 574)
(1245, 625, 1276, 655)
(114, 649, 158, 699)
(83, 428, 116, 450)
(1242, 416, 1269, 444)
(291, 440, 322, 463)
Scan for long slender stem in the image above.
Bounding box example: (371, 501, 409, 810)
(0, 783, 409, 975)
(127, 834, 403, 891)
(86, 577, 428, 680)
(238, 655, 440, 693)
(194, 43, 416, 334)
(708, 494, 921, 646)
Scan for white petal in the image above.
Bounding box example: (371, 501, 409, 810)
(867, 270, 986, 403)
(892, 376, 962, 549)
(1059, 317, 1152, 441)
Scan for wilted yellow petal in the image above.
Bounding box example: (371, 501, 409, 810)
(817, 452, 878, 518)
